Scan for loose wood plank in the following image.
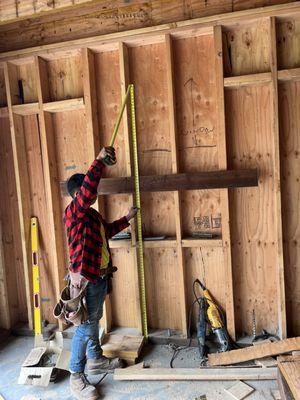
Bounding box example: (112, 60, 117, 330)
(208, 337, 300, 366)
(277, 369, 295, 400)
(278, 355, 300, 400)
(114, 367, 277, 381)
(224, 381, 254, 400)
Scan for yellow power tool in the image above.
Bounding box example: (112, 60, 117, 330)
(197, 279, 233, 352)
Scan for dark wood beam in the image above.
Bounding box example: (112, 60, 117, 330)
(61, 169, 258, 196)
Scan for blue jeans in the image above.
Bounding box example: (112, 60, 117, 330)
(69, 276, 108, 373)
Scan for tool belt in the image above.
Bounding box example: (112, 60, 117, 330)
(53, 280, 88, 326)
(53, 266, 118, 326)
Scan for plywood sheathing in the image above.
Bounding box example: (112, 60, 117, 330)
(0, 1, 297, 52)
(1, 3, 300, 337)
(279, 79, 300, 338)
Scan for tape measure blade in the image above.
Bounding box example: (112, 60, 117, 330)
(130, 85, 148, 338)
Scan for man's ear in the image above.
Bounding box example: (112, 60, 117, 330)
(70, 187, 79, 199)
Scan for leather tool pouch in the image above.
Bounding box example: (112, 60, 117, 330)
(53, 280, 88, 326)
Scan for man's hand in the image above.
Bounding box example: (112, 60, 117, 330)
(69, 271, 87, 298)
(126, 206, 139, 221)
(97, 146, 117, 166)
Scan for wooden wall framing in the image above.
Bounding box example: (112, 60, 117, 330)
(0, 1, 297, 52)
(0, 3, 300, 338)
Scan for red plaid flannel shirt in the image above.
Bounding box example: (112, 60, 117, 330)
(64, 159, 130, 282)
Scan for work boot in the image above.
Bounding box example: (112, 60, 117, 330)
(86, 356, 125, 375)
(70, 372, 100, 400)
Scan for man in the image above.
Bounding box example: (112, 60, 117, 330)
(64, 146, 138, 400)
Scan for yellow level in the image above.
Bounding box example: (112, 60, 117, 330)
(31, 217, 42, 336)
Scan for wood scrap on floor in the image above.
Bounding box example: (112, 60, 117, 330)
(208, 337, 300, 366)
(277, 355, 300, 400)
(255, 357, 277, 368)
(271, 389, 282, 400)
(277, 369, 295, 400)
(102, 334, 144, 365)
(114, 367, 277, 381)
(224, 381, 254, 400)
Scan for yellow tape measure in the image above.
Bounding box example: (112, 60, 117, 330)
(108, 84, 148, 337)
(129, 85, 148, 338)
(31, 217, 42, 336)
(109, 85, 131, 147)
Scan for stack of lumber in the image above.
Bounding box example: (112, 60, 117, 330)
(114, 366, 277, 381)
(102, 334, 144, 366)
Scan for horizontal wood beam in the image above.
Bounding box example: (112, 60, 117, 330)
(12, 102, 39, 115)
(108, 238, 223, 249)
(224, 69, 300, 88)
(96, 169, 258, 195)
(278, 67, 300, 83)
(224, 72, 272, 88)
(43, 98, 84, 113)
(114, 366, 277, 381)
(60, 169, 258, 196)
(10, 98, 85, 115)
(1, 3, 300, 61)
(0, 107, 8, 118)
